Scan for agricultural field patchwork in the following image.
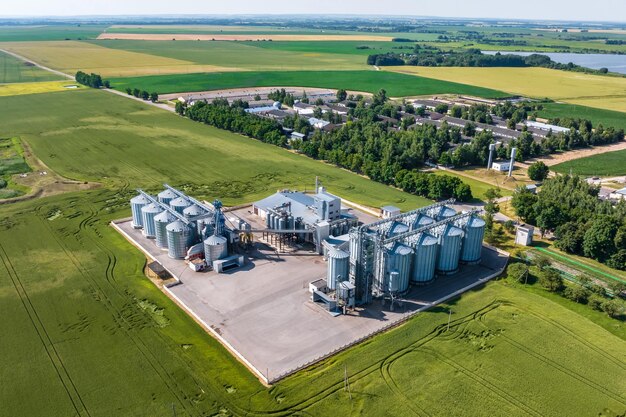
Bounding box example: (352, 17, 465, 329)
(109, 70, 510, 97)
(386, 66, 626, 113)
(0, 50, 63, 83)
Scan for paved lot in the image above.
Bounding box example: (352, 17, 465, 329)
(115, 219, 507, 383)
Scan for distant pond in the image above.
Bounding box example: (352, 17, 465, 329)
(483, 51, 626, 74)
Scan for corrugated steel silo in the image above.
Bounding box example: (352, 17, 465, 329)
(434, 205, 457, 221)
(413, 213, 435, 230)
(130, 194, 150, 228)
(157, 189, 178, 206)
(461, 216, 486, 264)
(170, 196, 191, 215)
(385, 243, 413, 293)
(166, 220, 192, 259)
(436, 224, 464, 274)
(154, 211, 175, 249)
(278, 216, 286, 230)
(411, 233, 438, 284)
(388, 221, 409, 237)
(183, 204, 204, 219)
(204, 234, 228, 265)
(266, 212, 272, 228)
(327, 247, 349, 290)
(141, 203, 163, 238)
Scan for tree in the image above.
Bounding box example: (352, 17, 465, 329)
(175, 101, 186, 115)
(149, 92, 158, 103)
(336, 89, 348, 101)
(583, 215, 619, 262)
(563, 285, 590, 304)
(125, 87, 132, 95)
(602, 299, 624, 318)
(527, 161, 550, 181)
(540, 269, 564, 292)
(511, 187, 538, 223)
(463, 122, 476, 137)
(450, 105, 463, 118)
(141, 90, 150, 101)
(254, 94, 261, 101)
(434, 104, 449, 114)
(103, 80, 110, 88)
(507, 262, 529, 284)
(132, 88, 140, 98)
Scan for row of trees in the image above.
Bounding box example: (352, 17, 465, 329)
(75, 71, 108, 88)
(125, 88, 158, 103)
(367, 49, 615, 76)
(512, 175, 626, 270)
(178, 98, 474, 202)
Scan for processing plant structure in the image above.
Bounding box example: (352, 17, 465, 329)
(128, 183, 486, 315)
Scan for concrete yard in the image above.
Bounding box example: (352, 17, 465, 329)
(114, 218, 508, 383)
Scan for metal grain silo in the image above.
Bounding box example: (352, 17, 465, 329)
(170, 196, 191, 215)
(154, 211, 175, 249)
(327, 247, 349, 290)
(411, 233, 439, 284)
(166, 220, 192, 259)
(385, 243, 413, 294)
(278, 216, 286, 230)
(434, 205, 457, 221)
(266, 212, 272, 228)
(141, 203, 163, 239)
(130, 194, 150, 228)
(157, 189, 178, 206)
(204, 234, 228, 265)
(461, 216, 486, 264)
(436, 224, 464, 274)
(183, 204, 204, 219)
(388, 221, 409, 237)
(413, 213, 435, 230)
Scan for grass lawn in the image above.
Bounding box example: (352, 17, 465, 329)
(109, 70, 510, 97)
(552, 149, 626, 176)
(385, 66, 626, 113)
(0, 50, 63, 83)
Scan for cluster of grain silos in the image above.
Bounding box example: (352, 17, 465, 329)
(129, 186, 232, 267)
(345, 200, 487, 304)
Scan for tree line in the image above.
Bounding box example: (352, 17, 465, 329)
(176, 96, 474, 202)
(75, 71, 109, 89)
(125, 87, 159, 103)
(512, 175, 626, 271)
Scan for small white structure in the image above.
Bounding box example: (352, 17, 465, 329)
(515, 225, 534, 246)
(609, 187, 626, 201)
(381, 205, 401, 219)
(491, 161, 511, 172)
(309, 278, 328, 294)
(308, 117, 330, 129)
(525, 184, 538, 194)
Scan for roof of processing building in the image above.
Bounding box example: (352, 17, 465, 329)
(253, 191, 328, 226)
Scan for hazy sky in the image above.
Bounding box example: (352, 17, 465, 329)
(3, 0, 625, 22)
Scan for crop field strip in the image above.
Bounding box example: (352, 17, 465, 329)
(552, 148, 626, 176)
(0, 50, 63, 83)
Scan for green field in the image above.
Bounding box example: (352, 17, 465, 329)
(0, 50, 62, 83)
(110, 70, 510, 97)
(0, 25, 106, 42)
(0, 88, 624, 416)
(0, 137, 30, 199)
(552, 149, 626, 176)
(538, 102, 626, 131)
(432, 169, 513, 201)
(89, 39, 367, 71)
(0, 89, 430, 208)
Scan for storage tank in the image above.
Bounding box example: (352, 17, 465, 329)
(204, 234, 228, 265)
(166, 220, 192, 259)
(436, 224, 464, 274)
(183, 204, 204, 220)
(266, 212, 272, 228)
(157, 189, 178, 206)
(384, 243, 413, 294)
(154, 211, 176, 249)
(413, 214, 435, 230)
(141, 203, 163, 238)
(170, 197, 191, 215)
(388, 221, 409, 237)
(461, 216, 486, 264)
(278, 216, 286, 230)
(327, 247, 349, 290)
(130, 194, 150, 229)
(411, 233, 439, 284)
(434, 205, 457, 221)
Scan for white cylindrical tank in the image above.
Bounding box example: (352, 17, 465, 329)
(327, 247, 349, 290)
(154, 210, 176, 249)
(170, 197, 191, 215)
(141, 203, 163, 239)
(166, 220, 192, 259)
(130, 194, 150, 228)
(204, 235, 228, 265)
(157, 189, 178, 206)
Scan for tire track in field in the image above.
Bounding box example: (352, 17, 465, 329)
(35, 207, 199, 417)
(0, 244, 92, 417)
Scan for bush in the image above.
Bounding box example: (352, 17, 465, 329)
(563, 285, 590, 304)
(527, 161, 550, 181)
(540, 269, 564, 292)
(602, 299, 624, 318)
(588, 295, 604, 311)
(507, 262, 529, 284)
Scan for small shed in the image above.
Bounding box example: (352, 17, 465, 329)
(381, 205, 401, 219)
